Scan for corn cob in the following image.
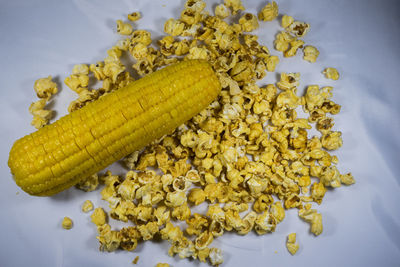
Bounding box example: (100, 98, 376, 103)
(8, 60, 221, 196)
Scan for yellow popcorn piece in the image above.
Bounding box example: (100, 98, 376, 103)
(281, 15, 294, 28)
(72, 64, 89, 75)
(164, 18, 185, 36)
(172, 204, 191, 221)
(215, 4, 229, 18)
(224, 0, 244, 15)
(303, 45, 319, 63)
(188, 188, 206, 205)
(62, 217, 73, 230)
(33, 76, 58, 99)
(209, 247, 223, 266)
(323, 67, 340, 80)
(128, 12, 141, 22)
(258, 1, 278, 21)
(340, 172, 356, 185)
(298, 209, 323, 236)
(239, 13, 259, 32)
(116, 20, 133, 35)
(321, 131, 343, 150)
(97, 224, 121, 252)
(277, 72, 300, 90)
(286, 233, 299, 255)
(155, 263, 169, 267)
(254, 211, 276, 235)
(266, 55, 279, 72)
(91, 207, 108, 226)
(82, 200, 94, 213)
(270, 201, 285, 223)
(187, 46, 209, 60)
(75, 173, 99, 192)
(287, 21, 310, 37)
(29, 99, 54, 129)
(284, 39, 304, 57)
(138, 221, 159, 240)
(165, 191, 187, 207)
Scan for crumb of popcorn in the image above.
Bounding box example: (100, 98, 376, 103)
(62, 217, 73, 230)
(91, 207, 108, 226)
(128, 12, 141, 22)
(323, 67, 340, 80)
(82, 200, 94, 213)
(286, 233, 299, 255)
(132, 256, 139, 264)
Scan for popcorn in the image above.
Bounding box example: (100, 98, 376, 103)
(239, 13, 259, 32)
(310, 182, 326, 204)
(215, 4, 229, 18)
(208, 247, 224, 266)
(298, 209, 323, 236)
(33, 76, 58, 99)
(303, 45, 319, 63)
(287, 21, 310, 37)
(155, 263, 169, 267)
(188, 188, 206, 205)
(164, 18, 185, 36)
(116, 20, 133, 35)
(172, 204, 191, 221)
(254, 211, 276, 235)
(321, 131, 343, 150)
(165, 191, 187, 208)
(82, 200, 94, 213)
(91, 207, 108, 226)
(29, 99, 54, 129)
(281, 15, 294, 28)
(128, 12, 141, 22)
(277, 72, 300, 91)
(340, 173, 356, 185)
(97, 224, 121, 252)
(75, 173, 99, 192)
(224, 0, 244, 15)
(132, 256, 139, 264)
(258, 1, 278, 21)
(286, 233, 299, 255)
(62, 217, 73, 230)
(323, 67, 340, 80)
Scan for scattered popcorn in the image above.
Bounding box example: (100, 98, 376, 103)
(36, 0, 354, 265)
(323, 67, 340, 80)
(62, 217, 73, 230)
(82, 200, 94, 213)
(286, 233, 299, 255)
(258, 1, 278, 21)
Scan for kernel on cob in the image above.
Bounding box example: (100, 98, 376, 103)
(8, 60, 221, 196)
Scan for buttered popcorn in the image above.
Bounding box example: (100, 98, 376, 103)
(31, 0, 355, 265)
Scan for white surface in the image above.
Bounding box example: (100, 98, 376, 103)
(0, 0, 399, 266)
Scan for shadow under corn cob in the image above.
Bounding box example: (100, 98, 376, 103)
(8, 59, 221, 196)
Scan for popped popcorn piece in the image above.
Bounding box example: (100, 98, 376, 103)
(209, 247, 223, 266)
(33, 76, 58, 99)
(188, 188, 206, 205)
(82, 200, 94, 213)
(258, 1, 278, 21)
(286, 233, 299, 255)
(281, 15, 294, 28)
(75, 173, 99, 192)
(298, 209, 323, 236)
(128, 12, 141, 22)
(277, 72, 300, 90)
(287, 21, 310, 37)
(340, 172, 355, 185)
(29, 99, 54, 129)
(224, 0, 244, 15)
(72, 64, 89, 75)
(97, 224, 120, 252)
(303, 45, 319, 63)
(116, 20, 133, 35)
(164, 18, 185, 36)
(91, 207, 108, 226)
(215, 4, 229, 18)
(239, 13, 259, 32)
(62, 217, 73, 230)
(323, 67, 340, 80)
(321, 131, 343, 150)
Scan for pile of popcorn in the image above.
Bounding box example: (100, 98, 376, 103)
(31, 0, 354, 266)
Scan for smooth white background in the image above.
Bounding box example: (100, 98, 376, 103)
(0, 0, 399, 266)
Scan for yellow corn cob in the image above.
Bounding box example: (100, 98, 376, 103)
(8, 60, 221, 196)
